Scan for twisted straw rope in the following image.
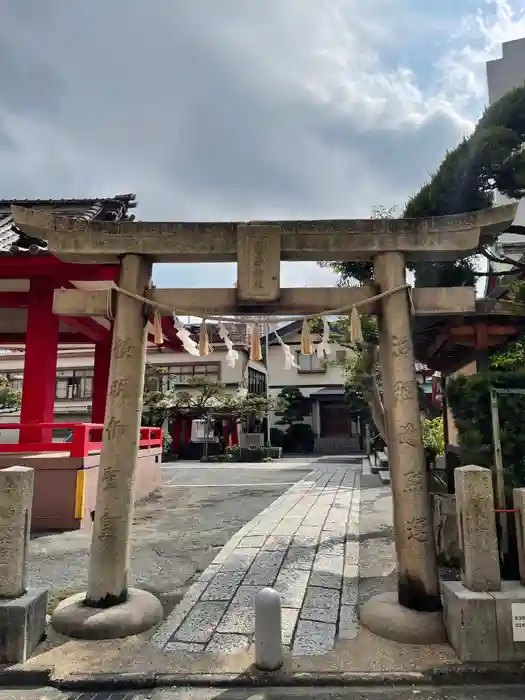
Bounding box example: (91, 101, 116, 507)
(102, 282, 413, 324)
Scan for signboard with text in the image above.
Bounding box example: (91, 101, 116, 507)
(511, 603, 525, 642)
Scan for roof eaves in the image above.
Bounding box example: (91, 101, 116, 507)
(0, 194, 138, 254)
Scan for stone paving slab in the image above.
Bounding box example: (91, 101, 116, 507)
(151, 460, 362, 656)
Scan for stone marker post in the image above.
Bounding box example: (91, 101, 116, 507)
(373, 252, 440, 612)
(455, 465, 501, 592)
(86, 254, 153, 606)
(0, 466, 48, 663)
(513, 488, 525, 586)
(255, 587, 283, 671)
(0, 466, 33, 598)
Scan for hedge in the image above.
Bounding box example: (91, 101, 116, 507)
(446, 371, 525, 490)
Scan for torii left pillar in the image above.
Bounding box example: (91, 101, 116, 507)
(51, 255, 163, 639)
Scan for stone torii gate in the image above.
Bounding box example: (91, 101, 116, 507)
(12, 203, 517, 642)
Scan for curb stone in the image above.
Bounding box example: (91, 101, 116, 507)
(1, 664, 525, 691)
(0, 667, 51, 687)
(48, 664, 525, 691)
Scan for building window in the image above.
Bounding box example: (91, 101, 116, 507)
(56, 369, 93, 400)
(6, 373, 23, 392)
(295, 351, 325, 373)
(155, 363, 220, 391)
(248, 367, 266, 396)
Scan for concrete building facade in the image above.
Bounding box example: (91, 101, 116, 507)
(266, 321, 357, 453)
(486, 38, 525, 234)
(0, 330, 267, 445)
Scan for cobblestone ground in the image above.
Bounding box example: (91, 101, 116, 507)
(152, 459, 362, 655)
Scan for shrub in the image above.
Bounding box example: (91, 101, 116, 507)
(274, 387, 311, 426)
(265, 446, 282, 460)
(242, 446, 265, 462)
(422, 417, 445, 463)
(162, 433, 173, 459)
(446, 371, 525, 488)
(226, 445, 242, 461)
(447, 370, 525, 580)
(283, 423, 315, 453)
(270, 427, 285, 447)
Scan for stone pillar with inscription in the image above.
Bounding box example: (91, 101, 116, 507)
(360, 251, 445, 645)
(514, 488, 525, 586)
(0, 466, 48, 662)
(51, 254, 163, 639)
(456, 465, 501, 592)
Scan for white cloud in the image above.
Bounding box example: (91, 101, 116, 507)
(437, 0, 525, 109)
(0, 0, 523, 291)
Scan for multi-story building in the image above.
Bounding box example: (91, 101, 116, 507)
(265, 321, 436, 453)
(0, 324, 267, 445)
(0, 319, 437, 454)
(485, 37, 525, 291)
(266, 321, 361, 453)
(486, 37, 525, 232)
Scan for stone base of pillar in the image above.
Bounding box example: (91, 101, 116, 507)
(443, 580, 525, 662)
(51, 588, 163, 640)
(0, 588, 48, 663)
(360, 592, 447, 645)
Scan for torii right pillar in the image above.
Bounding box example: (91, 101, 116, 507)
(361, 251, 446, 644)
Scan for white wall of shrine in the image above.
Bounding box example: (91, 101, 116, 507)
(0, 344, 266, 442)
(266, 329, 349, 396)
(266, 328, 351, 435)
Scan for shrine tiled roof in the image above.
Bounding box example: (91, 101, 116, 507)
(0, 194, 136, 253)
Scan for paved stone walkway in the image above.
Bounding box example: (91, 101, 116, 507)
(152, 460, 361, 656)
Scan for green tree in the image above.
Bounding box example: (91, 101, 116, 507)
(490, 338, 525, 372)
(489, 280, 525, 371)
(169, 376, 273, 432)
(0, 375, 21, 411)
(328, 313, 440, 442)
(142, 364, 171, 427)
(321, 85, 525, 288)
(323, 315, 387, 440)
(319, 205, 397, 285)
(274, 387, 311, 428)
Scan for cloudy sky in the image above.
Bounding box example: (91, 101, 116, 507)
(1, 0, 524, 288)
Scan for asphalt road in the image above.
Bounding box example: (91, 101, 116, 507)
(162, 460, 314, 487)
(5, 684, 525, 699)
(28, 459, 315, 612)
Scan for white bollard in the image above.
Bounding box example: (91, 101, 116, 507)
(255, 587, 283, 671)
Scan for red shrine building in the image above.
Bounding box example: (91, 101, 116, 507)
(0, 195, 266, 531)
(0, 194, 176, 531)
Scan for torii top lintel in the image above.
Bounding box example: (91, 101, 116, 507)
(11, 203, 518, 265)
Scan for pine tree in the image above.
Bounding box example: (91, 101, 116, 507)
(322, 86, 525, 287)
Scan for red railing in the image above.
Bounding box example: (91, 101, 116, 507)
(0, 423, 162, 458)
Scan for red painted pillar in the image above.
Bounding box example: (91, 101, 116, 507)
(183, 418, 191, 446)
(91, 332, 112, 442)
(232, 421, 239, 446)
(91, 332, 112, 426)
(20, 277, 59, 443)
(171, 416, 181, 454)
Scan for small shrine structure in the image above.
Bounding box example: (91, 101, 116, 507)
(12, 202, 518, 642)
(0, 196, 176, 530)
